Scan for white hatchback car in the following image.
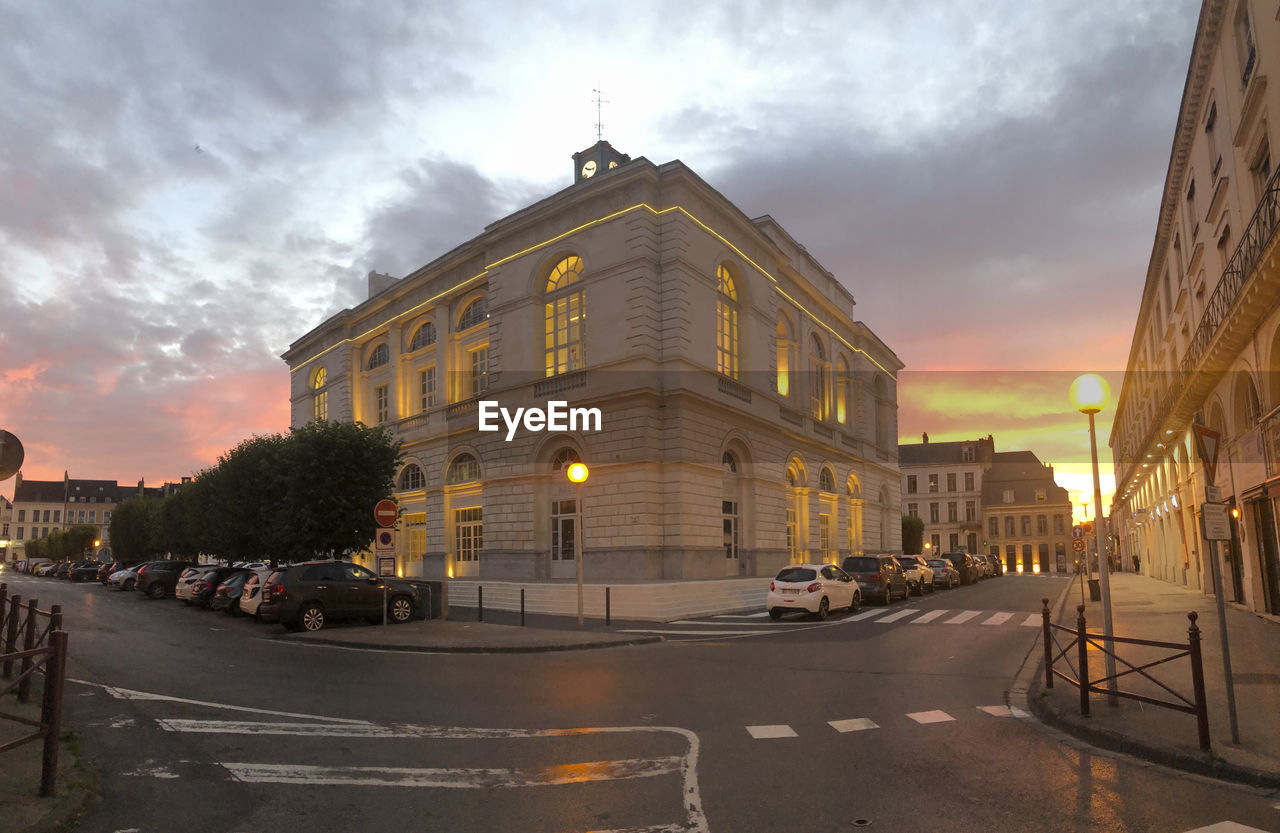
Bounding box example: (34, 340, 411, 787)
(238, 568, 274, 619)
(175, 566, 219, 604)
(766, 563, 861, 620)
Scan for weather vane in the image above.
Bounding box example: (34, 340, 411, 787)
(593, 87, 609, 141)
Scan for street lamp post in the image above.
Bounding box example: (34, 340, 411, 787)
(566, 462, 589, 628)
(1070, 373, 1119, 706)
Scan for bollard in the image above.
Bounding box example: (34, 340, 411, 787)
(50, 605, 62, 633)
(40, 630, 68, 797)
(1042, 597, 1053, 689)
(3, 594, 21, 679)
(606, 586, 611, 626)
(18, 598, 38, 703)
(520, 588, 526, 627)
(478, 585, 483, 622)
(1188, 611, 1211, 750)
(1076, 604, 1090, 717)
(424, 586, 432, 621)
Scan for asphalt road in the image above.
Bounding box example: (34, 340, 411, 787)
(6, 570, 1279, 833)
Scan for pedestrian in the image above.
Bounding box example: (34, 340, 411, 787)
(1132, 554, 1140, 573)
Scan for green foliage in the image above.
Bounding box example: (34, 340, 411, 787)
(24, 537, 47, 560)
(901, 513, 925, 555)
(110, 498, 161, 562)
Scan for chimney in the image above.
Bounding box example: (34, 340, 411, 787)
(922, 432, 929, 443)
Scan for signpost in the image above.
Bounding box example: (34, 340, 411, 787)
(0, 430, 24, 482)
(375, 499, 398, 528)
(374, 501, 398, 626)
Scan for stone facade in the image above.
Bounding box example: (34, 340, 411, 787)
(981, 452, 1074, 573)
(898, 434, 994, 555)
(283, 143, 905, 584)
(1110, 0, 1280, 615)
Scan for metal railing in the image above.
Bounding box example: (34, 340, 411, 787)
(0, 583, 70, 796)
(0, 584, 64, 703)
(1040, 598, 1209, 749)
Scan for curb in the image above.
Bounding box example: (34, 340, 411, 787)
(276, 634, 664, 654)
(1010, 579, 1280, 792)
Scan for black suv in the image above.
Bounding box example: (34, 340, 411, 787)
(942, 552, 981, 585)
(258, 561, 424, 631)
(841, 554, 909, 604)
(136, 560, 197, 598)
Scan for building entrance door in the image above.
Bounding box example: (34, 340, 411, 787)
(550, 500, 576, 580)
(1253, 496, 1280, 614)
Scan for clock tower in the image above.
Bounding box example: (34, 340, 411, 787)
(572, 140, 630, 184)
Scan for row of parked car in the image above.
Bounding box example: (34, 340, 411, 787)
(765, 550, 1003, 620)
(12, 557, 429, 632)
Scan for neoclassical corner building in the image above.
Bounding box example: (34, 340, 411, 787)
(1110, 0, 1280, 616)
(283, 141, 904, 587)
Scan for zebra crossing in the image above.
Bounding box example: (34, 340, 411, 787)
(620, 606, 1046, 641)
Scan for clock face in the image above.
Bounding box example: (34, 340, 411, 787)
(581, 160, 597, 178)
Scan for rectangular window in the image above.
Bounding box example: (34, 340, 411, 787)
(16, 510, 24, 522)
(947, 473, 956, 492)
(786, 508, 798, 562)
(78, 511, 86, 523)
(949, 533, 959, 551)
(931, 534, 941, 552)
(1054, 514, 1065, 534)
(375, 385, 389, 425)
(454, 507, 482, 563)
(906, 475, 917, 494)
(716, 299, 739, 379)
(1252, 137, 1272, 202)
(965, 501, 976, 522)
(470, 348, 489, 396)
(1036, 515, 1048, 535)
(929, 503, 939, 523)
(1021, 515, 1031, 536)
(88, 511, 96, 523)
(42, 510, 50, 523)
(989, 516, 999, 537)
(907, 503, 918, 517)
(961, 446, 974, 462)
(42, 527, 49, 538)
(52, 510, 60, 523)
(551, 500, 576, 561)
(1002, 489, 1014, 504)
(819, 513, 831, 561)
(724, 501, 740, 560)
(928, 474, 938, 493)
(1005, 517, 1015, 537)
(104, 511, 112, 523)
(964, 472, 974, 491)
(947, 502, 957, 523)
(0, 524, 6, 537)
(1008, 544, 1017, 568)
(420, 367, 436, 412)
(405, 513, 427, 559)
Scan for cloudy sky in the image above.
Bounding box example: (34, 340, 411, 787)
(0, 0, 1200, 510)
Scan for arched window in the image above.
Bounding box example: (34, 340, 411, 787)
(459, 298, 487, 331)
(544, 256, 585, 377)
(809, 334, 829, 420)
(408, 322, 436, 352)
(398, 463, 425, 491)
(716, 264, 739, 379)
(447, 453, 481, 484)
(776, 315, 793, 396)
(819, 467, 835, 492)
(367, 343, 389, 370)
(836, 355, 850, 424)
(311, 366, 328, 423)
(721, 451, 738, 473)
(552, 447, 581, 471)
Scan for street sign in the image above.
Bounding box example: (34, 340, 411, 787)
(377, 556, 396, 577)
(1071, 525, 1084, 539)
(1205, 485, 1223, 503)
(375, 499, 398, 528)
(375, 529, 395, 551)
(1193, 423, 1221, 485)
(1072, 538, 1086, 553)
(1201, 504, 1231, 540)
(0, 430, 24, 482)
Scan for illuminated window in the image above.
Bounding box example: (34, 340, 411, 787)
(544, 256, 585, 377)
(454, 507, 482, 562)
(405, 512, 427, 559)
(928, 474, 938, 493)
(836, 355, 849, 423)
(420, 367, 436, 411)
(447, 453, 481, 484)
(367, 343, 389, 370)
(470, 348, 488, 396)
(819, 468, 835, 492)
(409, 322, 436, 352)
(459, 298, 487, 331)
(809, 335, 829, 420)
(398, 464, 425, 491)
(716, 264, 739, 379)
(776, 315, 793, 396)
(374, 385, 389, 424)
(786, 508, 798, 562)
(819, 513, 832, 561)
(311, 366, 328, 422)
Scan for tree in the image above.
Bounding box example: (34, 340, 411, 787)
(277, 420, 401, 562)
(201, 434, 289, 562)
(152, 483, 204, 559)
(110, 498, 161, 562)
(901, 514, 924, 555)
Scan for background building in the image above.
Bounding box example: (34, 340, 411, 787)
(1110, 0, 1280, 615)
(0, 495, 11, 563)
(8, 473, 179, 561)
(898, 434, 994, 555)
(981, 451, 1074, 573)
(283, 142, 905, 590)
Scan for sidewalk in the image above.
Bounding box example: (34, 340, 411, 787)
(274, 617, 664, 653)
(1026, 571, 1280, 788)
(0, 694, 95, 833)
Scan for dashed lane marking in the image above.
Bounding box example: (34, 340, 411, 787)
(746, 725, 797, 739)
(1021, 614, 1042, 627)
(911, 609, 948, 624)
(828, 718, 879, 733)
(847, 608, 890, 621)
(982, 612, 1014, 626)
(906, 710, 955, 725)
(875, 608, 919, 624)
(943, 610, 982, 625)
(977, 705, 1029, 718)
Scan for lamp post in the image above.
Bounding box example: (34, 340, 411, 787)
(566, 462, 589, 628)
(1070, 373, 1118, 705)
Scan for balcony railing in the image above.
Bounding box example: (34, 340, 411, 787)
(716, 375, 752, 403)
(533, 371, 586, 398)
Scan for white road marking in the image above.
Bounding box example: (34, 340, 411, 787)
(121, 761, 182, 779)
(746, 725, 797, 739)
(221, 756, 683, 788)
(847, 608, 889, 621)
(876, 608, 919, 623)
(712, 612, 771, 619)
(1021, 614, 1043, 627)
(667, 620, 784, 627)
(977, 705, 1029, 718)
(1179, 824, 1273, 833)
(982, 612, 1014, 626)
(943, 610, 981, 625)
(906, 710, 955, 725)
(621, 628, 792, 637)
(68, 679, 372, 725)
(828, 718, 878, 733)
(911, 610, 948, 624)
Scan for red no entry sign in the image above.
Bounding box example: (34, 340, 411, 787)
(375, 499, 398, 528)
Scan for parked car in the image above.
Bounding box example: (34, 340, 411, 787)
(210, 570, 257, 614)
(926, 558, 960, 589)
(237, 570, 273, 619)
(136, 560, 197, 599)
(190, 567, 251, 608)
(69, 561, 104, 582)
(258, 561, 425, 631)
(96, 561, 124, 584)
(943, 552, 981, 585)
(987, 553, 1005, 576)
(841, 554, 910, 605)
(109, 562, 157, 591)
(896, 555, 935, 596)
(176, 566, 220, 604)
(766, 563, 861, 620)
(971, 554, 993, 578)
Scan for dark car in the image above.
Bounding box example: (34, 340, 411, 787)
(942, 552, 981, 585)
(210, 570, 256, 615)
(987, 553, 1005, 576)
(927, 558, 960, 589)
(258, 560, 424, 631)
(69, 561, 104, 582)
(135, 560, 197, 599)
(190, 567, 251, 608)
(53, 562, 75, 579)
(841, 554, 909, 605)
(96, 561, 125, 584)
